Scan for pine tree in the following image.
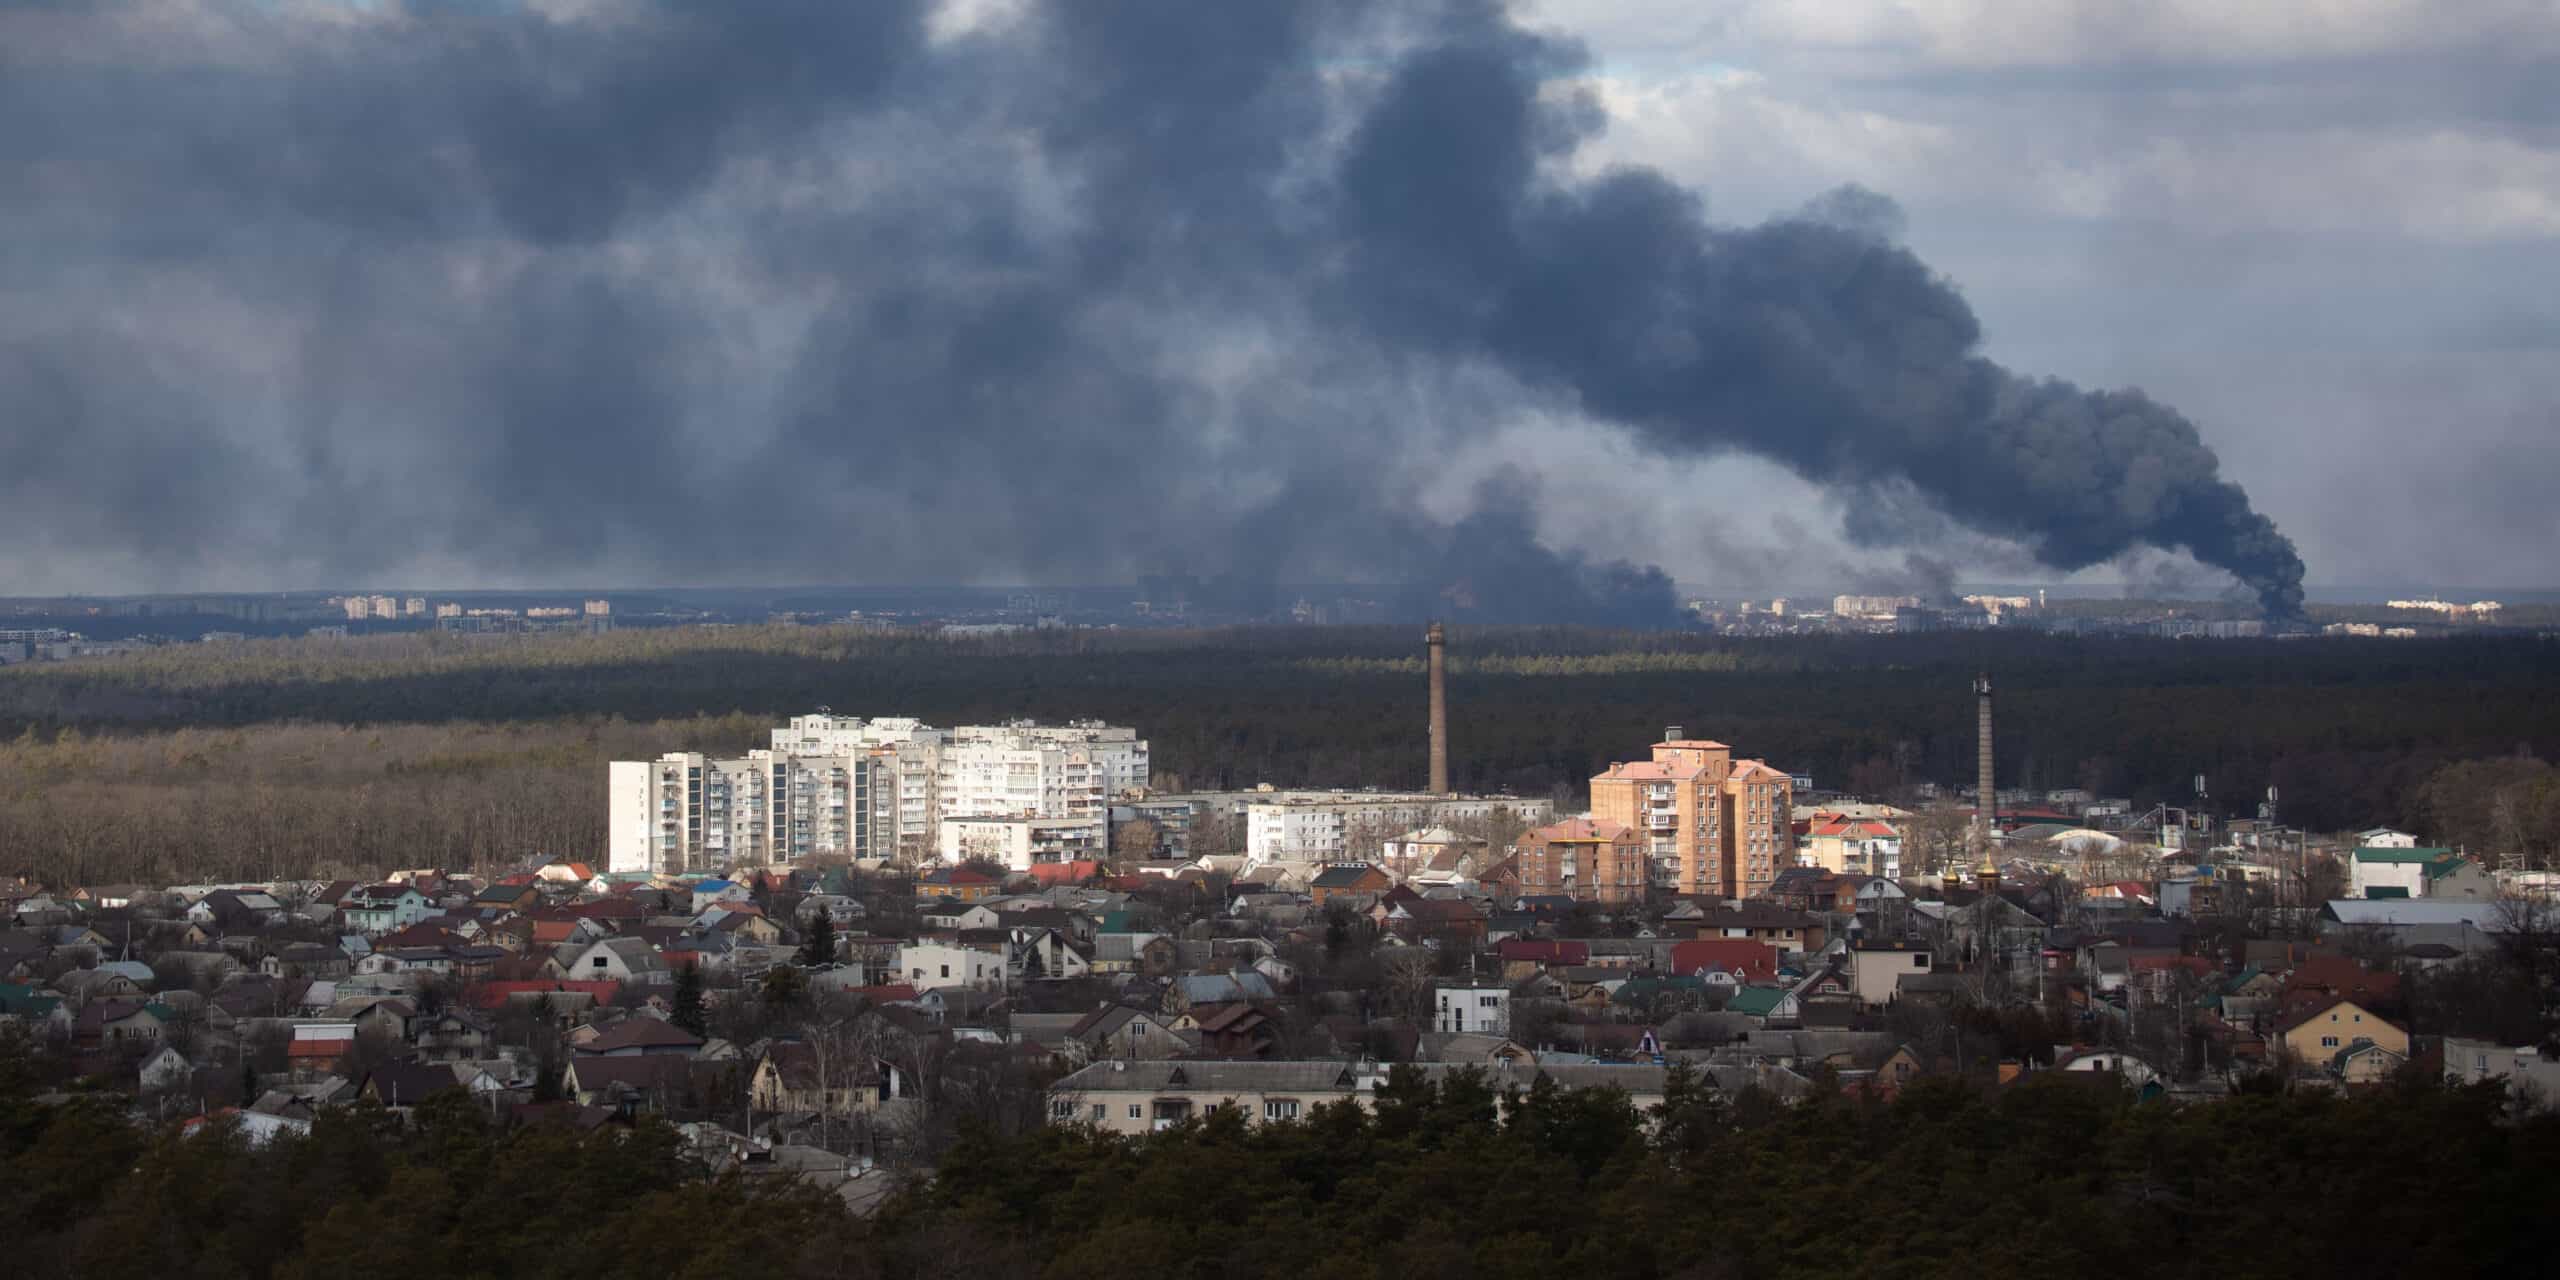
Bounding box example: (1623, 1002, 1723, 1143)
(671, 961, 707, 1038)
(799, 910, 838, 969)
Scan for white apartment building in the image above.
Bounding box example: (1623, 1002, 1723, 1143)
(607, 749, 879, 876)
(938, 814, 1107, 871)
(610, 713, 1147, 873)
(938, 721, 1148, 824)
(1233, 791, 1556, 863)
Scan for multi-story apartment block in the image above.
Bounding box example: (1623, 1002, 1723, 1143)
(608, 749, 878, 876)
(1511, 817, 1649, 903)
(938, 720, 1146, 827)
(1588, 731, 1794, 899)
(1232, 791, 1557, 863)
(937, 814, 1107, 871)
(610, 714, 1148, 874)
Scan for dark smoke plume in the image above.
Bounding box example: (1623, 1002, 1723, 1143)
(0, 0, 2306, 619)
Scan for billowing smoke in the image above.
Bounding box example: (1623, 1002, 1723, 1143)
(0, 0, 2306, 619)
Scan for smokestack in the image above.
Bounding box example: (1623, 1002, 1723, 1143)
(1427, 621, 1449, 796)
(1974, 673, 1996, 860)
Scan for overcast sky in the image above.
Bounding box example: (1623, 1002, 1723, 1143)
(4, 1, 2551, 599)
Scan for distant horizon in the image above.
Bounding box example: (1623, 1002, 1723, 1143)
(7, 581, 2558, 606)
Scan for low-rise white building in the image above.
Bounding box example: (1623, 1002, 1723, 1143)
(1226, 791, 1554, 863)
(897, 941, 1007, 992)
(2349, 846, 2481, 899)
(2444, 1038, 2560, 1106)
(1432, 981, 1509, 1035)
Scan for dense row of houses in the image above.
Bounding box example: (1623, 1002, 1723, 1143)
(4, 796, 2550, 1193)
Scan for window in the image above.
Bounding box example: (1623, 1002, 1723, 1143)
(2321, 1035, 2341, 1048)
(1092, 1103, 1106, 1119)
(1128, 1104, 1142, 1119)
(941, 964, 951, 978)
(1264, 1099, 1300, 1121)
(1052, 1099, 1074, 1119)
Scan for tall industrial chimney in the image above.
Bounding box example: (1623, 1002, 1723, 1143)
(1974, 672, 1996, 861)
(1427, 621, 1449, 796)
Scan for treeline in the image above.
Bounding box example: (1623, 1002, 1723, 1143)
(0, 717, 767, 885)
(0, 1067, 847, 1280)
(7, 1051, 2550, 1280)
(5, 625, 2558, 845)
(902, 1071, 2554, 1279)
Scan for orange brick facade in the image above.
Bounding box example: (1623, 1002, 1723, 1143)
(1512, 818, 1649, 904)
(1589, 738, 1794, 899)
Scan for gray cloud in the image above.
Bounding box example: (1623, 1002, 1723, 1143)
(1, 0, 2304, 617)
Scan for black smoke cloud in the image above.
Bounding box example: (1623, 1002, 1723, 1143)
(0, 0, 2306, 619)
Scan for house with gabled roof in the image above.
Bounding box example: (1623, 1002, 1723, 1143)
(558, 936, 671, 986)
(1309, 863, 1391, 905)
(1671, 938, 1779, 983)
(749, 1040, 909, 1117)
(189, 889, 288, 932)
(2276, 994, 2408, 1077)
(358, 1059, 481, 1111)
(916, 866, 1002, 901)
(73, 997, 166, 1051)
(562, 1053, 696, 1111)
(573, 1015, 703, 1057)
(342, 885, 431, 935)
(1066, 1004, 1184, 1060)
(472, 882, 540, 914)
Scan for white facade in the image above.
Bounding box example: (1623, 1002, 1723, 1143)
(616, 714, 1145, 872)
(2444, 1037, 2560, 1105)
(607, 749, 881, 876)
(1433, 982, 1510, 1036)
(1236, 792, 1555, 863)
(937, 814, 1107, 870)
(897, 942, 1008, 991)
(1249, 805, 1351, 861)
(938, 721, 1148, 824)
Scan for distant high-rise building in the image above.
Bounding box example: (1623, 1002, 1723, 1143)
(403, 597, 427, 617)
(368, 594, 398, 620)
(342, 597, 369, 621)
(433, 602, 461, 619)
(583, 599, 611, 617)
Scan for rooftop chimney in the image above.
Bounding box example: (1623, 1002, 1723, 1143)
(1664, 725, 1683, 743)
(1427, 621, 1449, 796)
